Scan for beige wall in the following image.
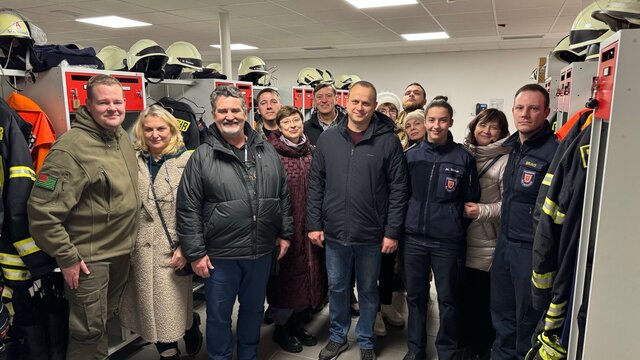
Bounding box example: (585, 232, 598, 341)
(239, 47, 551, 141)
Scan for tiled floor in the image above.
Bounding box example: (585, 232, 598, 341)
(111, 287, 440, 360)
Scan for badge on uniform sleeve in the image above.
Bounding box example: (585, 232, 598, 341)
(521, 170, 535, 187)
(35, 173, 57, 191)
(445, 177, 457, 192)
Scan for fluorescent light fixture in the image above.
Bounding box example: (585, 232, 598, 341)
(345, 0, 417, 8)
(211, 44, 258, 50)
(402, 32, 450, 41)
(75, 16, 151, 28)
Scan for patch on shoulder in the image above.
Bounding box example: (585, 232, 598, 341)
(35, 173, 57, 191)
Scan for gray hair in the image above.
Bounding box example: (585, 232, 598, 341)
(210, 85, 248, 113)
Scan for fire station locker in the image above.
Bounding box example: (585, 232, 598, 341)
(557, 61, 598, 129)
(568, 29, 640, 360)
(20, 66, 146, 138)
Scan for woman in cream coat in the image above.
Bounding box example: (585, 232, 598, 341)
(460, 108, 511, 360)
(119, 105, 202, 360)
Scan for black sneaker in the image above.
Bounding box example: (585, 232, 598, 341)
(183, 312, 203, 356)
(360, 348, 376, 360)
(318, 340, 348, 360)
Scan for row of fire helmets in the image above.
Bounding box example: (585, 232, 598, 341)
(96, 40, 205, 81)
(593, 0, 640, 31)
(335, 74, 361, 90)
(0, 9, 47, 71)
(296, 67, 335, 87)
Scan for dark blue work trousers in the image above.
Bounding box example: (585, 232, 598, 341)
(490, 237, 543, 360)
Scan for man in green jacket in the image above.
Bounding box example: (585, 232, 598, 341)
(27, 74, 140, 360)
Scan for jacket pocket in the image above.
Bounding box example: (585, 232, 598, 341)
(404, 198, 422, 234)
(513, 156, 547, 201)
(99, 167, 112, 214)
(507, 200, 534, 241)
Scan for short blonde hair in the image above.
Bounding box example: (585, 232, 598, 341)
(134, 105, 185, 156)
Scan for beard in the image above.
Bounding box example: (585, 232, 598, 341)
(403, 101, 422, 113)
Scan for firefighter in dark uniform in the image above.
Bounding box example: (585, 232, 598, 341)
(490, 84, 559, 360)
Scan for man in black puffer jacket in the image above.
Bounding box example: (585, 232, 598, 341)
(307, 81, 408, 360)
(177, 85, 293, 360)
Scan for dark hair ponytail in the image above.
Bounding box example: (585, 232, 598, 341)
(425, 95, 453, 118)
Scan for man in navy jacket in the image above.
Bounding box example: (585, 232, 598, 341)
(307, 81, 408, 360)
(490, 84, 559, 360)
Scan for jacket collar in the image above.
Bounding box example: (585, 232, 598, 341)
(421, 131, 455, 152)
(205, 121, 263, 154)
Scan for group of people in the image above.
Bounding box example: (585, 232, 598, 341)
(23, 73, 558, 360)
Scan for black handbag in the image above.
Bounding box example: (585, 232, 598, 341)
(150, 174, 194, 277)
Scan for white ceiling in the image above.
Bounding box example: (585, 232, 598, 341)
(9, 0, 595, 62)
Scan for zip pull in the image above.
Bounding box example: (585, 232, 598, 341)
(253, 215, 257, 222)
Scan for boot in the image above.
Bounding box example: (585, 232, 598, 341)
(6, 324, 49, 360)
(273, 323, 303, 353)
(291, 312, 317, 346)
(183, 312, 203, 356)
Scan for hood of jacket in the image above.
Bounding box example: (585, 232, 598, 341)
(465, 137, 511, 163)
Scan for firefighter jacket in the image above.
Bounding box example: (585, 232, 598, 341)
(0, 98, 54, 288)
(404, 132, 480, 249)
(306, 113, 408, 245)
(153, 97, 200, 150)
(6, 92, 57, 173)
(176, 123, 294, 261)
(531, 124, 592, 336)
(532, 110, 592, 231)
(27, 106, 140, 269)
(500, 121, 558, 244)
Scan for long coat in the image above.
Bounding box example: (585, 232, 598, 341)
(266, 134, 327, 310)
(119, 150, 193, 343)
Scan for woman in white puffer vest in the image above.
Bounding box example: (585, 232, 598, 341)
(460, 108, 511, 360)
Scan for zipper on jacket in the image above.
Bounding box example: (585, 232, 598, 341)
(253, 151, 263, 258)
(504, 145, 524, 234)
(101, 168, 112, 222)
(344, 146, 355, 244)
(423, 154, 438, 237)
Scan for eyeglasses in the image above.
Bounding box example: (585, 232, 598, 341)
(279, 118, 303, 128)
(380, 109, 398, 116)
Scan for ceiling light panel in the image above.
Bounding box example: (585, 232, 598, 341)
(345, 0, 417, 9)
(75, 16, 151, 28)
(402, 32, 450, 41)
(211, 44, 259, 50)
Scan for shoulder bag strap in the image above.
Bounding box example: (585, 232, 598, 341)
(149, 159, 177, 251)
(478, 154, 504, 178)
